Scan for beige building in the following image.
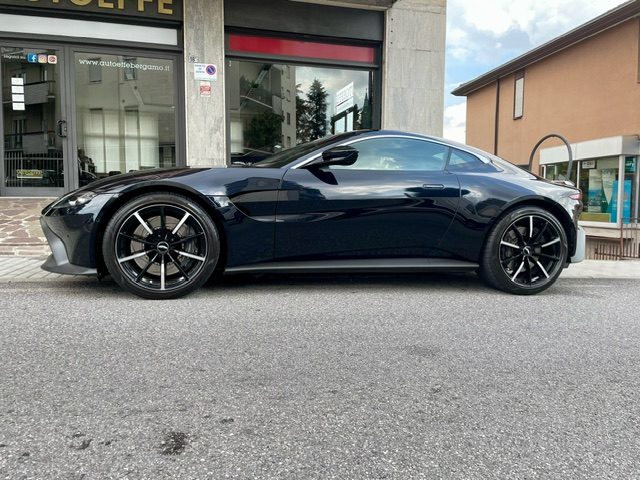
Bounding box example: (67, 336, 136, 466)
(453, 0, 640, 241)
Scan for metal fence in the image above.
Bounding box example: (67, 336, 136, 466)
(4, 150, 64, 188)
(587, 218, 640, 260)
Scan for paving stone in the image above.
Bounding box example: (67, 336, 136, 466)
(0, 198, 54, 257)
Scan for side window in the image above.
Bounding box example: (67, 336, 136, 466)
(447, 149, 496, 172)
(330, 138, 449, 171)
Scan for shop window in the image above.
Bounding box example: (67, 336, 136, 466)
(551, 156, 638, 224)
(544, 161, 577, 186)
(227, 59, 374, 164)
(514, 71, 524, 119)
(226, 33, 378, 165)
(575, 157, 630, 223)
(74, 52, 176, 184)
(1, 47, 65, 191)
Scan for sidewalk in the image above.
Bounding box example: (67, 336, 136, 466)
(559, 260, 640, 279)
(0, 256, 638, 284)
(0, 198, 53, 257)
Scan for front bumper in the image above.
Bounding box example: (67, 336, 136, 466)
(40, 218, 97, 276)
(570, 226, 586, 263)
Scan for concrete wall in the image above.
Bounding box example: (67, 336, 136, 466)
(464, 18, 640, 170)
(382, 0, 446, 136)
(183, 0, 227, 167)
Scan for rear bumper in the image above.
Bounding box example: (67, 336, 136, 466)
(571, 226, 586, 263)
(40, 217, 97, 276)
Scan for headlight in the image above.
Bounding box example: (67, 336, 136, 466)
(52, 191, 98, 209)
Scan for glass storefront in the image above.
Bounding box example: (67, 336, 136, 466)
(543, 156, 638, 224)
(74, 53, 176, 183)
(1, 44, 180, 196)
(227, 60, 373, 164)
(225, 32, 380, 165)
(543, 161, 578, 186)
(2, 46, 66, 194)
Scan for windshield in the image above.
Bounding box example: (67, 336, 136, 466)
(251, 132, 364, 168)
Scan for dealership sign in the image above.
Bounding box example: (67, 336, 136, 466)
(0, 0, 182, 21)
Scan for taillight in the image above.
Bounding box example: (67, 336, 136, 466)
(569, 191, 582, 201)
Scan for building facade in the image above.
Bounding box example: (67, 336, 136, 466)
(0, 0, 446, 198)
(453, 0, 640, 240)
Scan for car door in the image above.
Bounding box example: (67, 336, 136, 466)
(274, 135, 461, 261)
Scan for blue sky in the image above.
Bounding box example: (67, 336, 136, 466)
(443, 0, 629, 143)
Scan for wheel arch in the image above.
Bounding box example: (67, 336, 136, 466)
(94, 182, 228, 276)
(482, 196, 577, 262)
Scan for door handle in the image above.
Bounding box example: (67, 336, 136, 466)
(423, 184, 445, 190)
(56, 120, 67, 138)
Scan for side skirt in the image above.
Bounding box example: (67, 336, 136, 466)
(224, 258, 479, 275)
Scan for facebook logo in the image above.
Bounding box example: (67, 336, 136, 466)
(26, 53, 38, 63)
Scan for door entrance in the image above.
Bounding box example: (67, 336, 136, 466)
(1, 43, 181, 197)
(1, 45, 68, 197)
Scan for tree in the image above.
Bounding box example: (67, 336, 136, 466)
(306, 79, 329, 140)
(295, 83, 311, 144)
(245, 111, 283, 151)
(360, 92, 372, 130)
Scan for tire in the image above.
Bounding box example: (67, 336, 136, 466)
(479, 206, 568, 295)
(102, 192, 220, 299)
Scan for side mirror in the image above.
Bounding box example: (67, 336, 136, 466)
(307, 145, 358, 168)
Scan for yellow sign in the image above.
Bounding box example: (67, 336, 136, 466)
(7, 0, 181, 20)
(16, 169, 44, 179)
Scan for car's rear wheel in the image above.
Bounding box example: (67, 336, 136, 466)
(479, 206, 567, 295)
(103, 193, 219, 299)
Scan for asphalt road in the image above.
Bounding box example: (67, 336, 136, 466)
(1, 274, 639, 479)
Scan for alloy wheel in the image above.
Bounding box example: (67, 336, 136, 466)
(499, 214, 564, 287)
(114, 204, 208, 292)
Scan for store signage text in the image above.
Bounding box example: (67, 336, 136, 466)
(4, 0, 182, 20)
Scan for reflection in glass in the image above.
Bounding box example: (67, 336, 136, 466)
(74, 53, 176, 185)
(228, 60, 373, 165)
(2, 47, 64, 189)
(331, 138, 449, 171)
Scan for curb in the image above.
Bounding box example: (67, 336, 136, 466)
(0, 257, 639, 283)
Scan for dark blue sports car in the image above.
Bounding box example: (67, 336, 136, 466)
(40, 130, 585, 299)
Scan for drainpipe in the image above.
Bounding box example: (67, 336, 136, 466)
(493, 79, 500, 156)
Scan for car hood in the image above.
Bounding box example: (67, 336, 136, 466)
(74, 165, 286, 199)
(84, 167, 214, 193)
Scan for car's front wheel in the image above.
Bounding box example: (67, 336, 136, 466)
(103, 192, 220, 299)
(479, 206, 568, 295)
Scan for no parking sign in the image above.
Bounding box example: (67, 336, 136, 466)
(194, 63, 218, 81)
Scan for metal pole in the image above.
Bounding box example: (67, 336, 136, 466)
(528, 133, 574, 183)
